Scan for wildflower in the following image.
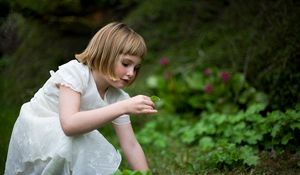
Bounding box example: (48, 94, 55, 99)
(203, 68, 212, 76)
(204, 84, 214, 93)
(219, 71, 230, 82)
(159, 57, 169, 66)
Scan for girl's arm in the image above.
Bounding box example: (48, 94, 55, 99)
(114, 123, 149, 171)
(58, 85, 156, 136)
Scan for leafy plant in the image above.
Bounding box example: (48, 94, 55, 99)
(140, 59, 300, 170)
(147, 65, 268, 115)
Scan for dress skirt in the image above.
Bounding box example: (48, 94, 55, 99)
(5, 102, 121, 175)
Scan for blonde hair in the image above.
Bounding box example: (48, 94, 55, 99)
(75, 22, 147, 79)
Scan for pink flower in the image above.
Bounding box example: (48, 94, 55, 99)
(203, 84, 214, 93)
(203, 68, 212, 76)
(159, 57, 169, 66)
(219, 71, 230, 82)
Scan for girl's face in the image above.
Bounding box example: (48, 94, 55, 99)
(108, 54, 141, 88)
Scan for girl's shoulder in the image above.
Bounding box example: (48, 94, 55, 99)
(49, 59, 90, 93)
(56, 59, 89, 78)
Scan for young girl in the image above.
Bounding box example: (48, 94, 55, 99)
(5, 22, 157, 175)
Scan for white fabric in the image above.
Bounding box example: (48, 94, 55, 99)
(5, 60, 131, 175)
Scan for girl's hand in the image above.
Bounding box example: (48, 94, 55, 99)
(124, 95, 158, 115)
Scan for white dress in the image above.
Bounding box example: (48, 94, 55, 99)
(5, 60, 131, 175)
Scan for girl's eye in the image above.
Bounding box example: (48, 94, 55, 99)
(122, 63, 129, 67)
(134, 67, 140, 71)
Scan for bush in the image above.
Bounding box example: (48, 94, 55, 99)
(135, 58, 300, 171)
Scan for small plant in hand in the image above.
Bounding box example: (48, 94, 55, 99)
(150, 95, 163, 109)
(150, 95, 160, 103)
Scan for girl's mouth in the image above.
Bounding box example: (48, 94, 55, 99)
(121, 79, 130, 84)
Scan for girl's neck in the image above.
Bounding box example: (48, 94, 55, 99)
(91, 70, 110, 99)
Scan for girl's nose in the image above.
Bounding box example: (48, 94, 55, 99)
(127, 67, 135, 77)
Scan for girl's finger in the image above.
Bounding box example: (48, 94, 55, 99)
(142, 109, 157, 114)
(143, 99, 155, 107)
(142, 95, 151, 101)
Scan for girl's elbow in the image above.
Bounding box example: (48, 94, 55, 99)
(63, 128, 74, 136)
(60, 120, 76, 136)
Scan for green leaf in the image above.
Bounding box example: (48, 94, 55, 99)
(271, 124, 281, 138)
(244, 130, 263, 144)
(221, 103, 239, 114)
(194, 122, 206, 135)
(267, 111, 285, 121)
(240, 146, 259, 166)
(126, 170, 146, 175)
(184, 72, 204, 90)
(150, 95, 164, 108)
(281, 132, 293, 145)
(121, 169, 132, 175)
(291, 123, 300, 130)
(246, 103, 267, 115)
(245, 113, 264, 123)
(113, 170, 123, 175)
(181, 128, 196, 144)
(199, 136, 215, 151)
(228, 112, 245, 123)
(232, 73, 246, 93)
(238, 87, 256, 104)
(150, 95, 161, 102)
(188, 96, 205, 108)
(209, 113, 226, 125)
(253, 92, 268, 104)
(154, 137, 167, 148)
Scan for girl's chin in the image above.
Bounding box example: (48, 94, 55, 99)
(110, 81, 128, 88)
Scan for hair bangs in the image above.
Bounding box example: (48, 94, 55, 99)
(121, 33, 147, 58)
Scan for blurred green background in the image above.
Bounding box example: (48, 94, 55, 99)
(0, 0, 299, 174)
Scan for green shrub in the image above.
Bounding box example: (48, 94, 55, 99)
(147, 63, 268, 115)
(138, 61, 300, 170)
